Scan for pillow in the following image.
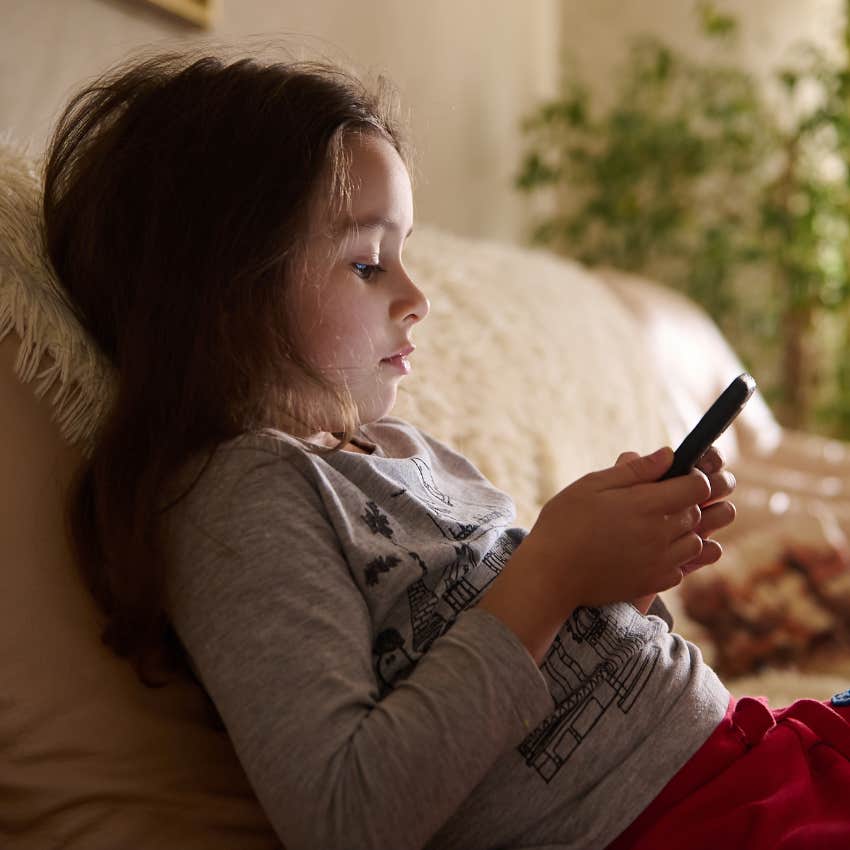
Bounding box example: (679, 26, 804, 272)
(681, 508, 850, 677)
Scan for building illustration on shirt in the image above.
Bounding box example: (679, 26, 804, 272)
(518, 605, 660, 783)
(364, 454, 660, 776)
(369, 455, 514, 693)
(359, 451, 664, 783)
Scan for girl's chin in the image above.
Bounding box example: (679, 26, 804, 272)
(356, 390, 398, 425)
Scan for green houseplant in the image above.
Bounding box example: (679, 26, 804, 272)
(517, 2, 850, 436)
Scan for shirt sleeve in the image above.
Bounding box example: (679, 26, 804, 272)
(164, 446, 554, 850)
(648, 595, 674, 629)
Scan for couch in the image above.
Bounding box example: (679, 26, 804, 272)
(2, 139, 849, 847)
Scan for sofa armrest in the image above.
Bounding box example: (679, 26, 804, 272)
(595, 267, 782, 462)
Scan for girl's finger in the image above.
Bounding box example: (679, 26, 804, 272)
(682, 539, 723, 574)
(702, 470, 736, 505)
(665, 504, 702, 541)
(666, 530, 704, 568)
(695, 445, 725, 476)
(696, 500, 736, 538)
(642, 469, 712, 515)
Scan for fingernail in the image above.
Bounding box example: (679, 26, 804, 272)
(702, 454, 721, 473)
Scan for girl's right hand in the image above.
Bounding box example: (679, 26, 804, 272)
(528, 445, 711, 608)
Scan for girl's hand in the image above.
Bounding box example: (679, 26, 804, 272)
(478, 445, 730, 664)
(624, 444, 736, 614)
(522, 446, 712, 610)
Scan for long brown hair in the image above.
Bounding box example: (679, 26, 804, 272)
(42, 48, 408, 684)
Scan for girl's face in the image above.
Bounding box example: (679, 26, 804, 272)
(294, 134, 429, 430)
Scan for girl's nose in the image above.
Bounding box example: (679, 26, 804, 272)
(394, 272, 429, 324)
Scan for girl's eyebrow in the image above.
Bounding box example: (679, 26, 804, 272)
(337, 215, 414, 238)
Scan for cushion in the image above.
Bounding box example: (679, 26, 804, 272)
(681, 509, 850, 676)
(679, 467, 850, 678)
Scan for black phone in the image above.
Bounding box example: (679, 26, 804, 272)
(658, 372, 757, 481)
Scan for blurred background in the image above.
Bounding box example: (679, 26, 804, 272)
(2, 0, 848, 437)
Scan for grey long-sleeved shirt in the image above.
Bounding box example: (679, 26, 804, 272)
(163, 417, 729, 850)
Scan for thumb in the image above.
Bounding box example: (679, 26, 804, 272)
(615, 451, 640, 466)
(599, 446, 674, 489)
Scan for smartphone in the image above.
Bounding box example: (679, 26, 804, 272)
(658, 372, 757, 481)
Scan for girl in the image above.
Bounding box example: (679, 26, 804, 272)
(42, 48, 850, 850)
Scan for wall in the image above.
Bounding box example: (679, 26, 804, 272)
(0, 1, 844, 244)
(0, 0, 561, 245)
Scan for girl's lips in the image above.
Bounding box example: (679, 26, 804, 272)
(380, 344, 414, 374)
(381, 353, 412, 374)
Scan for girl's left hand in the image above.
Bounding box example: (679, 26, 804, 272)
(619, 445, 736, 614)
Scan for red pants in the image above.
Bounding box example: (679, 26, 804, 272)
(607, 692, 850, 849)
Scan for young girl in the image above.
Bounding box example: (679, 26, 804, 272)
(42, 49, 850, 850)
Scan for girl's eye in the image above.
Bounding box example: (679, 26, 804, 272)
(352, 262, 384, 281)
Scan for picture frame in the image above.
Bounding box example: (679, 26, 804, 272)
(142, 0, 218, 28)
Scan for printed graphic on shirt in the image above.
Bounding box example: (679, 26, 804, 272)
(409, 456, 506, 542)
(367, 455, 513, 694)
(518, 605, 660, 783)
